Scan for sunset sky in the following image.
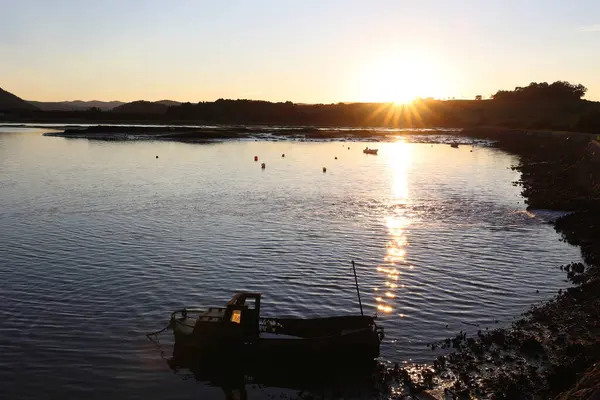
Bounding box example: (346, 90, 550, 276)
(1, 0, 599, 103)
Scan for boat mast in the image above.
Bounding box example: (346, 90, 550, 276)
(351, 260, 364, 316)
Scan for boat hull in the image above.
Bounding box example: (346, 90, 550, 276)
(172, 315, 382, 362)
(253, 329, 381, 361)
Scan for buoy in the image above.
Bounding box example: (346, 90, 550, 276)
(282, 154, 285, 157)
(348, 147, 350, 150)
(323, 167, 327, 173)
(334, 157, 338, 160)
(261, 163, 266, 169)
(156, 156, 158, 158)
(254, 156, 258, 161)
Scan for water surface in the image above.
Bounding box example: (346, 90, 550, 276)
(0, 128, 580, 399)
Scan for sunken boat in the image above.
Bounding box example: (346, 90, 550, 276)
(168, 291, 384, 362)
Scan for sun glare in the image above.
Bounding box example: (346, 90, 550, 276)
(359, 56, 442, 104)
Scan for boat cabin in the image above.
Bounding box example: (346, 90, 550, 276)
(224, 292, 262, 337)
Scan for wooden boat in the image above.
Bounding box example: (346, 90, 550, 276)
(169, 292, 384, 362)
(450, 143, 459, 148)
(363, 147, 379, 155)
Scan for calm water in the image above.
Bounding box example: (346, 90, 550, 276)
(0, 127, 581, 399)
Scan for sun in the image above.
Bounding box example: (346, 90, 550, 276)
(359, 56, 442, 104)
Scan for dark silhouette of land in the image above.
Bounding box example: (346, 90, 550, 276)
(2, 81, 600, 134)
(0, 87, 39, 111)
(111, 100, 174, 114)
(27, 100, 125, 111)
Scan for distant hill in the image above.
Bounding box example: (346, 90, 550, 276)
(28, 100, 124, 111)
(154, 100, 181, 107)
(0, 88, 39, 111)
(111, 100, 173, 114)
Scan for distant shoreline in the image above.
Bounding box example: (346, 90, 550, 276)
(37, 124, 466, 143)
(3, 122, 596, 144)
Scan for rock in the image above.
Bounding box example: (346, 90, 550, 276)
(519, 337, 545, 358)
(572, 263, 585, 274)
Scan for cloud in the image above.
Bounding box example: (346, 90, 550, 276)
(578, 24, 600, 32)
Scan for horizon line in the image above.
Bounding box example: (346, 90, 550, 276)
(24, 96, 491, 106)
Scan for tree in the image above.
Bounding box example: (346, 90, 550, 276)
(492, 81, 587, 102)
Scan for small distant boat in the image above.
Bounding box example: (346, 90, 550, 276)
(450, 143, 459, 148)
(363, 147, 379, 155)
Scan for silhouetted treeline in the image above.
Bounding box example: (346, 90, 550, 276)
(112, 100, 170, 114)
(2, 81, 600, 133)
(492, 81, 587, 102)
(2, 99, 476, 127)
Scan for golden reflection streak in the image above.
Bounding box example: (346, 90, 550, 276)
(374, 140, 412, 314)
(378, 305, 393, 313)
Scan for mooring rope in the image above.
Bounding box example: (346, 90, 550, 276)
(145, 322, 172, 360)
(146, 322, 171, 340)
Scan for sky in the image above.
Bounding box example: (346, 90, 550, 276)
(1, 0, 600, 103)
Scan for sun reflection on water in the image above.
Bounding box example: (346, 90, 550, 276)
(376, 140, 412, 315)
